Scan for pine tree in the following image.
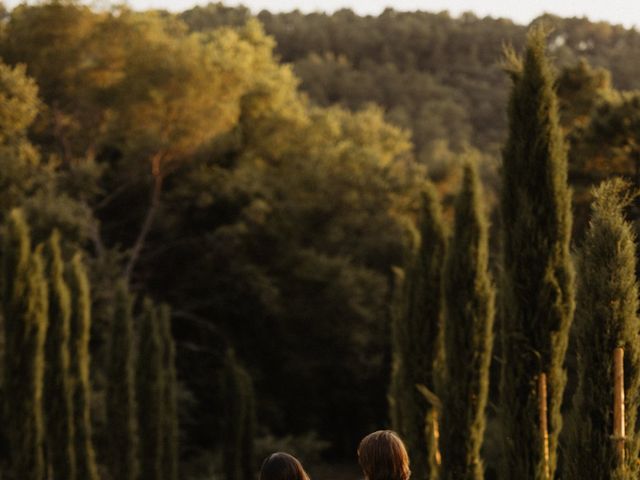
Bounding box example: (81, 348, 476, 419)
(222, 349, 256, 480)
(395, 184, 447, 480)
(440, 161, 495, 480)
(107, 280, 139, 480)
(499, 27, 575, 479)
(159, 304, 179, 480)
(565, 179, 640, 478)
(2, 209, 47, 480)
(67, 252, 100, 480)
(43, 230, 76, 480)
(137, 298, 164, 480)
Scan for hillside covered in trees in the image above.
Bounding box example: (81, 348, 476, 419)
(2, 2, 640, 479)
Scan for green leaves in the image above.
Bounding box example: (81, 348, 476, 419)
(440, 161, 494, 480)
(499, 29, 575, 480)
(566, 179, 640, 478)
(2, 210, 48, 480)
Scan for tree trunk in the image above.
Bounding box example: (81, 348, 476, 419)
(124, 153, 164, 281)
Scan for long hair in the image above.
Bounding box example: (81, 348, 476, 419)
(259, 452, 310, 480)
(357, 431, 411, 480)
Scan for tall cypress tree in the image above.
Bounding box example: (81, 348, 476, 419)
(222, 349, 256, 480)
(440, 162, 495, 480)
(389, 266, 406, 433)
(137, 298, 164, 480)
(2, 209, 47, 480)
(43, 230, 76, 480)
(240, 365, 256, 480)
(159, 304, 179, 480)
(499, 27, 575, 479)
(564, 179, 640, 478)
(107, 280, 139, 480)
(395, 184, 447, 480)
(67, 252, 100, 480)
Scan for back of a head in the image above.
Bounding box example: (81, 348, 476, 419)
(357, 431, 410, 480)
(259, 452, 310, 480)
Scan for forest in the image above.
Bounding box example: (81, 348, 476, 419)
(1, 1, 640, 479)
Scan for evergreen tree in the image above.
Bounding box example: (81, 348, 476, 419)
(222, 349, 256, 480)
(2, 209, 47, 480)
(67, 252, 100, 480)
(137, 298, 164, 480)
(440, 161, 495, 480)
(389, 266, 406, 432)
(564, 179, 640, 478)
(240, 367, 256, 480)
(43, 230, 76, 480)
(395, 184, 447, 480)
(159, 304, 179, 480)
(107, 280, 139, 480)
(499, 28, 575, 479)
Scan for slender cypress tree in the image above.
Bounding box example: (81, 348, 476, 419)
(43, 230, 76, 480)
(564, 179, 640, 478)
(222, 349, 256, 480)
(107, 280, 139, 480)
(389, 266, 406, 432)
(67, 252, 100, 480)
(137, 298, 164, 480)
(499, 27, 575, 479)
(396, 184, 447, 480)
(2, 210, 47, 480)
(159, 304, 179, 480)
(239, 365, 256, 480)
(440, 162, 495, 480)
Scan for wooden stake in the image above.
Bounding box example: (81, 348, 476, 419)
(432, 409, 441, 466)
(613, 347, 625, 463)
(538, 372, 550, 480)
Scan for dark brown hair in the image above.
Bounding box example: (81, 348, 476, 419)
(357, 430, 410, 480)
(259, 452, 310, 480)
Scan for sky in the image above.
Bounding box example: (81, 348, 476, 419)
(5, 0, 640, 28)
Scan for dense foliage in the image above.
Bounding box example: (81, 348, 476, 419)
(440, 161, 494, 480)
(2, 210, 48, 480)
(43, 231, 75, 480)
(390, 183, 446, 480)
(1, 2, 640, 478)
(565, 179, 640, 478)
(499, 28, 575, 479)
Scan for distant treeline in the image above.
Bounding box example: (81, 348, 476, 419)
(182, 5, 640, 160)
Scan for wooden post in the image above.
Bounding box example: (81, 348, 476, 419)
(613, 347, 625, 463)
(432, 409, 441, 466)
(538, 372, 550, 480)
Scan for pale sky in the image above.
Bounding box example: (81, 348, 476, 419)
(6, 0, 640, 28)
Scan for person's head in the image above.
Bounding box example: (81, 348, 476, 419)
(259, 452, 310, 480)
(357, 430, 410, 480)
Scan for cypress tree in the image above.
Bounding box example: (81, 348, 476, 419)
(43, 230, 76, 480)
(222, 349, 256, 480)
(107, 280, 139, 480)
(396, 184, 447, 480)
(389, 266, 406, 432)
(2, 209, 47, 480)
(564, 179, 640, 478)
(440, 162, 495, 480)
(137, 298, 164, 480)
(499, 27, 575, 479)
(240, 366, 256, 480)
(159, 304, 179, 480)
(67, 252, 100, 480)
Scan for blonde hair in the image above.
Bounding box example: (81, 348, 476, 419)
(357, 430, 410, 480)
